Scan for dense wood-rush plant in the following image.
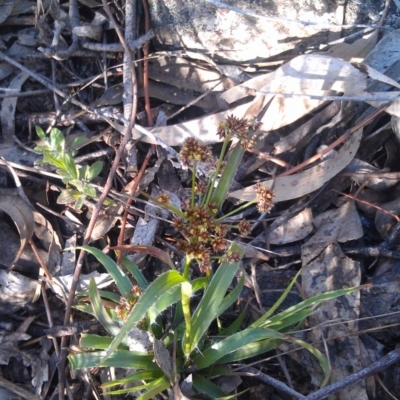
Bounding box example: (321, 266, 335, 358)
(37, 117, 359, 398)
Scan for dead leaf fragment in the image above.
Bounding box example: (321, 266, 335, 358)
(0, 193, 34, 269)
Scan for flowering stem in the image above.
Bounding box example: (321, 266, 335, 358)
(215, 199, 255, 223)
(183, 255, 191, 280)
(140, 191, 186, 217)
(211, 142, 245, 210)
(205, 136, 230, 205)
(191, 162, 197, 208)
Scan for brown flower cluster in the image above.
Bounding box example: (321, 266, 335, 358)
(255, 183, 275, 214)
(238, 219, 252, 236)
(115, 285, 142, 321)
(172, 202, 229, 273)
(179, 137, 212, 166)
(225, 250, 241, 264)
(216, 115, 262, 150)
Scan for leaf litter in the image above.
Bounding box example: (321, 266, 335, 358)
(1, 0, 400, 399)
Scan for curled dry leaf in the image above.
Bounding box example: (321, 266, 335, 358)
(0, 72, 29, 144)
(0, 192, 34, 269)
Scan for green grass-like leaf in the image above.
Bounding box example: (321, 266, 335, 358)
(69, 350, 156, 370)
(254, 286, 359, 329)
(217, 338, 283, 364)
(136, 376, 171, 400)
(101, 270, 186, 363)
(185, 243, 243, 356)
(211, 144, 245, 209)
(101, 370, 164, 388)
(76, 246, 133, 298)
(192, 373, 227, 398)
(89, 279, 120, 337)
(122, 255, 148, 289)
(194, 328, 283, 369)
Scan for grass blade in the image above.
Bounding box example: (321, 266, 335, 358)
(194, 328, 283, 369)
(88, 279, 120, 337)
(101, 270, 186, 363)
(186, 243, 243, 356)
(76, 246, 133, 298)
(69, 350, 156, 370)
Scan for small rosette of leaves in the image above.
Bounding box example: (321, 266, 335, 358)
(34, 126, 103, 209)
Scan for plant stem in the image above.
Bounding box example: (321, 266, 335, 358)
(205, 136, 230, 205)
(215, 200, 255, 222)
(140, 191, 186, 217)
(183, 255, 191, 280)
(191, 162, 197, 208)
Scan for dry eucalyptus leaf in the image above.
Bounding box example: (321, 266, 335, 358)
(148, 56, 235, 93)
(145, 54, 367, 145)
(325, 30, 379, 62)
(127, 328, 152, 353)
(364, 29, 400, 74)
(345, 158, 400, 190)
(266, 207, 313, 245)
(312, 201, 363, 243)
(374, 198, 400, 239)
(230, 127, 363, 204)
(91, 205, 123, 242)
(50, 271, 113, 299)
(0, 193, 34, 269)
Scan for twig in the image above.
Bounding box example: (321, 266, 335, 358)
(332, 189, 400, 223)
(57, 0, 140, 397)
(237, 367, 306, 399)
(39, 0, 81, 60)
(117, 0, 155, 265)
(246, 88, 400, 103)
(117, 147, 153, 266)
(327, 27, 376, 46)
(141, 0, 153, 127)
(278, 102, 391, 178)
(305, 348, 400, 400)
(81, 30, 154, 52)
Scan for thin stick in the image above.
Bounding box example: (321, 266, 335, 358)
(57, 0, 139, 397)
(237, 367, 306, 399)
(278, 103, 391, 178)
(305, 348, 400, 400)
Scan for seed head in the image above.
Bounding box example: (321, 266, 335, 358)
(212, 236, 227, 252)
(255, 183, 274, 214)
(217, 115, 248, 139)
(238, 219, 252, 236)
(156, 192, 170, 204)
(180, 138, 212, 166)
(225, 250, 241, 265)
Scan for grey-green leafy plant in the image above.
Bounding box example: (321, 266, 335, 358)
(67, 116, 362, 398)
(34, 126, 103, 209)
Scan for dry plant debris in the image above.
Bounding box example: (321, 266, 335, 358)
(1, 0, 400, 399)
